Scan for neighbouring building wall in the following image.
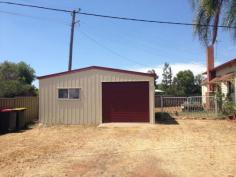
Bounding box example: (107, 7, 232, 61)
(202, 85, 208, 104)
(231, 77, 236, 102)
(39, 69, 155, 125)
(202, 64, 236, 103)
(216, 65, 236, 102)
(216, 65, 236, 76)
(220, 80, 236, 102)
(220, 82, 228, 99)
(235, 77, 236, 102)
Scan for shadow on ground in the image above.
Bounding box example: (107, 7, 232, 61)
(0, 123, 35, 136)
(155, 112, 179, 125)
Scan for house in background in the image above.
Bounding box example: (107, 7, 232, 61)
(37, 66, 155, 125)
(202, 46, 236, 102)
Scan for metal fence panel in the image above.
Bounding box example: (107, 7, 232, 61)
(155, 95, 219, 119)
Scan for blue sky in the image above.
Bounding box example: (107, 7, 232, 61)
(0, 0, 236, 85)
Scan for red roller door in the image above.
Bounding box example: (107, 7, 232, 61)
(102, 82, 149, 123)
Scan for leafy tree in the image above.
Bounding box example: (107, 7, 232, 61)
(193, 74, 204, 95)
(0, 61, 36, 98)
(191, 0, 236, 46)
(173, 70, 195, 96)
(194, 74, 204, 86)
(156, 63, 181, 95)
(0, 61, 18, 80)
(157, 65, 204, 96)
(147, 69, 158, 88)
(158, 63, 173, 94)
(18, 62, 35, 84)
(215, 87, 224, 111)
(161, 62, 172, 89)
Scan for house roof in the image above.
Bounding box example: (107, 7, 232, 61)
(37, 66, 156, 80)
(201, 79, 208, 85)
(202, 72, 235, 85)
(219, 72, 235, 81)
(209, 77, 221, 83)
(203, 58, 236, 74)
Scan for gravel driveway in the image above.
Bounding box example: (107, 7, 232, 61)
(0, 120, 236, 177)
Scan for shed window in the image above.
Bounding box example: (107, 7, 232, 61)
(58, 88, 80, 99)
(58, 89, 68, 99)
(69, 88, 80, 99)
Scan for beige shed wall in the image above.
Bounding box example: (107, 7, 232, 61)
(39, 69, 155, 125)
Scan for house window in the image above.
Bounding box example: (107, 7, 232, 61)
(58, 88, 80, 99)
(227, 81, 234, 94)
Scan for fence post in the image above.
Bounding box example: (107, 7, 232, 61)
(187, 97, 190, 112)
(161, 96, 163, 113)
(214, 95, 218, 116)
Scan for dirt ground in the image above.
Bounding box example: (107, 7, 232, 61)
(0, 120, 236, 177)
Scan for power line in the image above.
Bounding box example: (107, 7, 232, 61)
(0, 9, 194, 66)
(0, 10, 198, 67)
(0, 1, 80, 71)
(80, 20, 201, 60)
(79, 12, 236, 29)
(0, 10, 70, 25)
(80, 30, 150, 67)
(1, 1, 236, 29)
(0, 9, 203, 61)
(0, 1, 72, 13)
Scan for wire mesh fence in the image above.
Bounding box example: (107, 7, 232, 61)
(155, 95, 220, 119)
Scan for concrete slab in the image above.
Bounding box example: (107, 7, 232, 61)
(98, 123, 157, 128)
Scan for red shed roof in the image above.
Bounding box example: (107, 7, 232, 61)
(37, 66, 156, 80)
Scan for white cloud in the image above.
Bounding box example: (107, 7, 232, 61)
(132, 62, 206, 83)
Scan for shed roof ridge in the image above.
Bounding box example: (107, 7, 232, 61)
(37, 65, 155, 80)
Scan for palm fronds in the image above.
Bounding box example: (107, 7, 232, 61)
(223, 0, 236, 39)
(191, 0, 227, 46)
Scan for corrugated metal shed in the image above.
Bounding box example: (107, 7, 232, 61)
(38, 66, 155, 125)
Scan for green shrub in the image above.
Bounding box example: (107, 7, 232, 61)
(0, 61, 36, 98)
(222, 101, 235, 116)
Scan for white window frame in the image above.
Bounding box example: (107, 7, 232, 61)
(58, 88, 80, 100)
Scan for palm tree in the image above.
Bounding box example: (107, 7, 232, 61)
(191, 0, 236, 46)
(224, 0, 236, 38)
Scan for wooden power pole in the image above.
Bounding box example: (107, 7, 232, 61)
(68, 9, 79, 71)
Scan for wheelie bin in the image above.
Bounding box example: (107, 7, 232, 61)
(0, 109, 17, 133)
(13, 108, 27, 130)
